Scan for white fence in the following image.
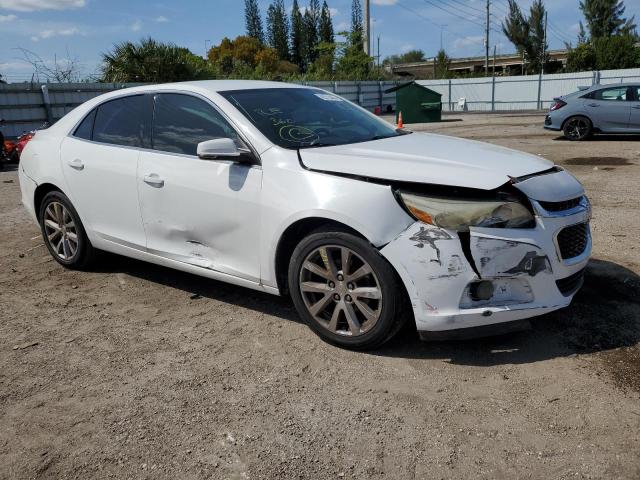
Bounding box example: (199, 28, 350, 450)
(418, 68, 640, 112)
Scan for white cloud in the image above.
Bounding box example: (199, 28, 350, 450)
(400, 43, 415, 53)
(0, 0, 84, 12)
(155, 15, 168, 23)
(130, 19, 142, 32)
(335, 21, 349, 32)
(372, 0, 398, 5)
(31, 26, 80, 41)
(329, 8, 338, 17)
(0, 13, 17, 21)
(453, 35, 484, 50)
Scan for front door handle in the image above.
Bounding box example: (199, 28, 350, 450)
(632, 105, 640, 109)
(67, 158, 84, 170)
(143, 174, 165, 188)
(587, 103, 599, 107)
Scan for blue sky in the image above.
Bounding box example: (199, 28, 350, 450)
(0, 0, 637, 81)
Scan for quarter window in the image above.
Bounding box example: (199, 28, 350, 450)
(73, 108, 96, 140)
(93, 95, 152, 148)
(152, 93, 238, 156)
(594, 87, 629, 101)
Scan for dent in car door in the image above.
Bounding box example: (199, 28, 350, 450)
(61, 94, 152, 248)
(138, 93, 263, 282)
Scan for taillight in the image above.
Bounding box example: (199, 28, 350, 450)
(550, 100, 566, 112)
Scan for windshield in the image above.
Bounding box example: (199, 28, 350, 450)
(220, 88, 403, 149)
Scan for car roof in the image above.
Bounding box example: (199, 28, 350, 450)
(126, 80, 309, 94)
(590, 82, 639, 89)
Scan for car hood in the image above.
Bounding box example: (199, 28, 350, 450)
(299, 132, 554, 190)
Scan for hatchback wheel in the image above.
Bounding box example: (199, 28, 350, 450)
(288, 228, 407, 349)
(39, 191, 95, 269)
(563, 116, 592, 141)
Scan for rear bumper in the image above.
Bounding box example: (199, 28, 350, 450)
(543, 113, 562, 131)
(381, 192, 591, 336)
(18, 163, 38, 223)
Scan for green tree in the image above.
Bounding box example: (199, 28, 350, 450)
(383, 49, 426, 65)
(579, 0, 636, 38)
(502, 0, 548, 73)
(319, 1, 334, 43)
(434, 49, 451, 79)
(336, 31, 373, 79)
(266, 0, 290, 60)
(351, 0, 363, 47)
(593, 34, 640, 68)
(303, 0, 321, 66)
(291, 0, 305, 68)
(102, 38, 213, 82)
(244, 0, 264, 43)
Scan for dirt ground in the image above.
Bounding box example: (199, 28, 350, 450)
(1, 113, 639, 479)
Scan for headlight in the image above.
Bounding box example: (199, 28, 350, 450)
(398, 192, 534, 232)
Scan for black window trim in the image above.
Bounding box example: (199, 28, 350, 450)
(587, 85, 634, 102)
(68, 90, 261, 165)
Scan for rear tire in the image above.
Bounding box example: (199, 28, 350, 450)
(563, 116, 592, 141)
(288, 228, 407, 350)
(39, 191, 95, 270)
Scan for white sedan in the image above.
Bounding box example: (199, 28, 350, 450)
(18, 81, 591, 349)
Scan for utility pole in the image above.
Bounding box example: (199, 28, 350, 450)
(492, 45, 496, 76)
(377, 35, 381, 70)
(364, 0, 371, 56)
(485, 0, 490, 77)
(541, 11, 548, 75)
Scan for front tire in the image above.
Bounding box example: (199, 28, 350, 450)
(288, 229, 407, 350)
(563, 116, 592, 141)
(39, 191, 95, 269)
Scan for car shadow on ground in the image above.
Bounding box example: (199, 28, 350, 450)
(93, 255, 640, 367)
(554, 134, 640, 142)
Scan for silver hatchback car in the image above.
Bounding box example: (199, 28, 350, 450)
(544, 82, 640, 140)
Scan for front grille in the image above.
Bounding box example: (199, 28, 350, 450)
(557, 223, 589, 259)
(539, 196, 582, 212)
(556, 268, 586, 297)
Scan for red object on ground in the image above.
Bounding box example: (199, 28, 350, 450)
(374, 106, 381, 115)
(397, 111, 404, 128)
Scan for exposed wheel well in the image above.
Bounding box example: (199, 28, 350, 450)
(34, 183, 63, 217)
(274, 218, 364, 295)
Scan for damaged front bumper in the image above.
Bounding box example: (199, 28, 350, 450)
(381, 181, 591, 336)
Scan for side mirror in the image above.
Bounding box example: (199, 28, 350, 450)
(197, 138, 241, 159)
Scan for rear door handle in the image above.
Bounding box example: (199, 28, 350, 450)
(632, 105, 640, 109)
(143, 174, 164, 188)
(587, 103, 599, 107)
(67, 158, 84, 170)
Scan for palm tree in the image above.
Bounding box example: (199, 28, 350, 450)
(102, 38, 213, 83)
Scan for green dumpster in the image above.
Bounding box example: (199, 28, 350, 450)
(386, 81, 442, 124)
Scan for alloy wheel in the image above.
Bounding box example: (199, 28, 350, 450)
(43, 201, 78, 260)
(299, 245, 383, 337)
(565, 117, 589, 140)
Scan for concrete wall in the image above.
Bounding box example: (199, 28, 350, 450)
(417, 68, 640, 112)
(0, 81, 399, 138)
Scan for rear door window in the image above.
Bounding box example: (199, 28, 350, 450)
(594, 87, 629, 101)
(93, 95, 152, 148)
(152, 93, 238, 156)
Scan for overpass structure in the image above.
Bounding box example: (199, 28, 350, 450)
(390, 49, 569, 78)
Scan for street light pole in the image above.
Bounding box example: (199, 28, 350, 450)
(364, 0, 371, 56)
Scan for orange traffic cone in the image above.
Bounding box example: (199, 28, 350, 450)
(397, 111, 404, 129)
